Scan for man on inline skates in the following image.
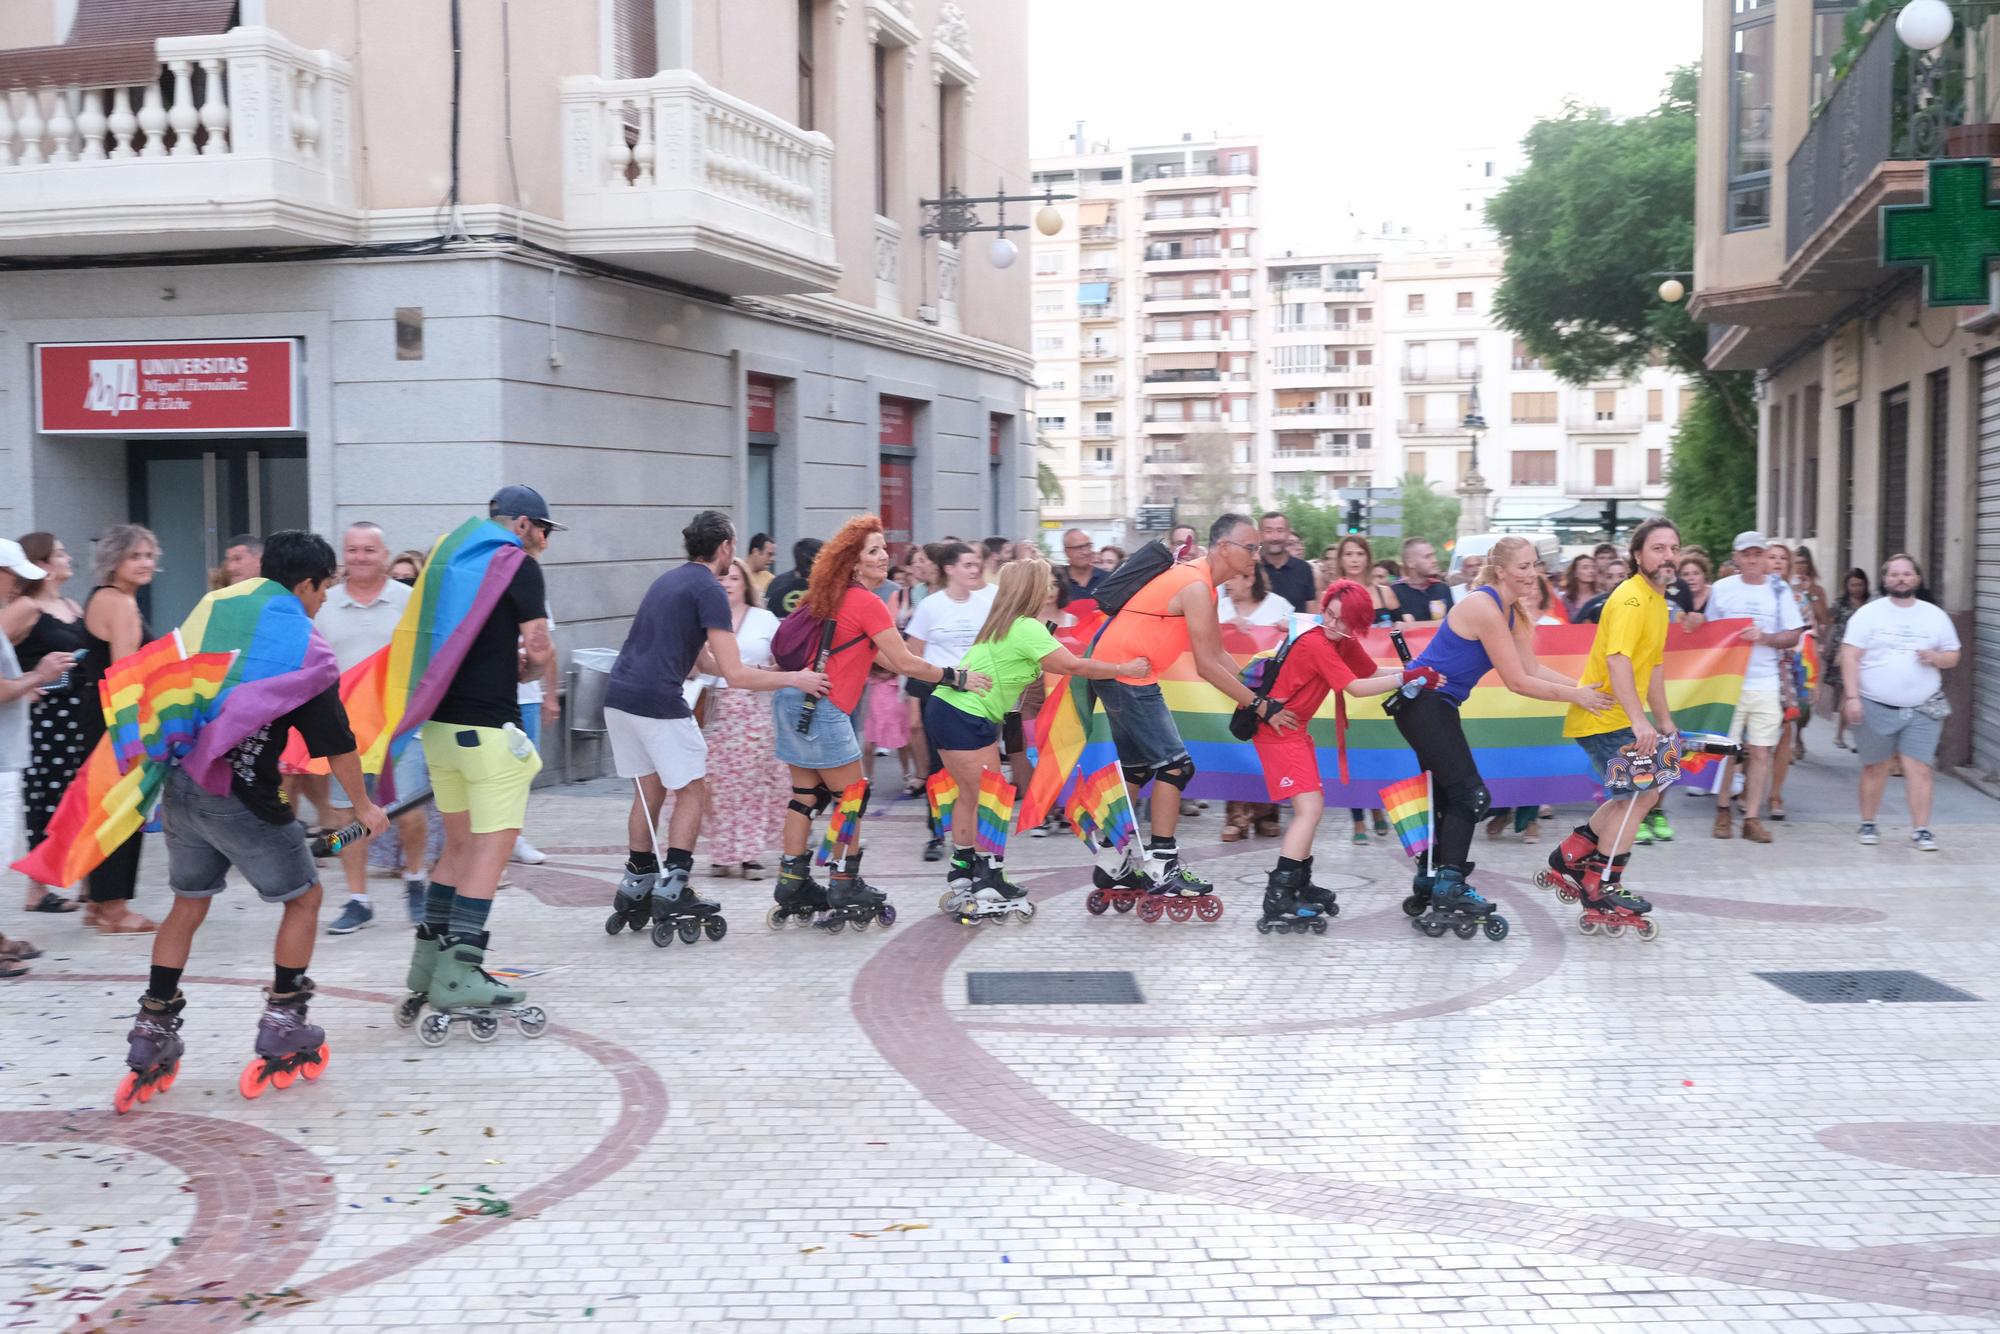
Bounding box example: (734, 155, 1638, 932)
(1088, 514, 1299, 897)
(1553, 518, 1682, 921)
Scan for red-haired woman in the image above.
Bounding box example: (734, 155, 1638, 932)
(770, 515, 990, 926)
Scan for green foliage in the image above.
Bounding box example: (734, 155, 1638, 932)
(1034, 435, 1063, 506)
(1394, 474, 1463, 558)
(1274, 474, 1460, 564)
(1664, 379, 1758, 559)
(1487, 67, 1706, 383)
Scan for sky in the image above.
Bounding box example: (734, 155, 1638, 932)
(1029, 0, 1701, 253)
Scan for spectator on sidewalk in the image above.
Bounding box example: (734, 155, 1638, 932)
(1843, 555, 1960, 852)
(1389, 538, 1450, 623)
(745, 533, 777, 602)
(1704, 531, 1803, 844)
(1055, 529, 1106, 607)
(764, 538, 821, 618)
(1257, 513, 1316, 613)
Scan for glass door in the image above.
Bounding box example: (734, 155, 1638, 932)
(128, 439, 308, 627)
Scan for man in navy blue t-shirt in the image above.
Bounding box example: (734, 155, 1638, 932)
(602, 512, 828, 924)
(1055, 528, 1107, 608)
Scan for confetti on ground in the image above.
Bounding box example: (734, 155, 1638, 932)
(800, 1246, 823, 1254)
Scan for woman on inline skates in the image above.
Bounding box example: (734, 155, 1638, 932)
(1394, 537, 1613, 932)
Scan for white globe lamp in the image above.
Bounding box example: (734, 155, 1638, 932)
(1035, 205, 1064, 236)
(1896, 0, 1955, 53)
(990, 236, 1019, 269)
(1658, 278, 1686, 304)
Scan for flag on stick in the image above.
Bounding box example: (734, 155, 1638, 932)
(1379, 772, 1431, 860)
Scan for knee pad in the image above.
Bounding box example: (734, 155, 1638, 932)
(1154, 754, 1196, 793)
(788, 785, 830, 820)
(811, 784, 835, 815)
(1439, 776, 1490, 821)
(1120, 759, 1158, 789)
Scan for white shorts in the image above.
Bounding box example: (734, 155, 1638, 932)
(605, 707, 708, 789)
(1729, 688, 1784, 749)
(0, 771, 20, 867)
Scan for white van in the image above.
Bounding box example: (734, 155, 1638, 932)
(1452, 531, 1562, 571)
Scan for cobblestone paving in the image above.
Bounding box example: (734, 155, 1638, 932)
(6, 754, 2000, 1333)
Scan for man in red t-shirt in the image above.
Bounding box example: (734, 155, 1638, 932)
(1250, 580, 1444, 930)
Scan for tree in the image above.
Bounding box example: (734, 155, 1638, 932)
(1274, 474, 1459, 565)
(1488, 65, 1757, 542)
(1034, 436, 1064, 506)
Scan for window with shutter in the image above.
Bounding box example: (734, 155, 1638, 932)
(612, 0, 658, 78)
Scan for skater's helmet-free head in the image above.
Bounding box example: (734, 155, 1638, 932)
(1320, 579, 1374, 638)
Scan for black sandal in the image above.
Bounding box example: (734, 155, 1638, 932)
(27, 891, 79, 914)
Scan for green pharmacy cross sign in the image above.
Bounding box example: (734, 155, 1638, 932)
(1882, 158, 2000, 306)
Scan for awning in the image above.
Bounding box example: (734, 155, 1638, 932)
(0, 0, 234, 87)
(1539, 500, 1665, 523)
(1147, 352, 1220, 372)
(1078, 200, 1113, 227)
(1077, 282, 1111, 304)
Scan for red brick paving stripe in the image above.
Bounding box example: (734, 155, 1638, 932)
(850, 854, 2000, 1320)
(1644, 891, 1889, 924)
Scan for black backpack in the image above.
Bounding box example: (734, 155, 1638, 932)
(1091, 539, 1178, 617)
(1228, 633, 1304, 741)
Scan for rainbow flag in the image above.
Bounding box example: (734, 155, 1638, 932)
(975, 770, 1016, 859)
(1064, 763, 1137, 853)
(282, 517, 526, 799)
(925, 769, 959, 838)
(815, 780, 868, 866)
(12, 579, 337, 887)
(1379, 772, 1431, 860)
(1020, 618, 1755, 812)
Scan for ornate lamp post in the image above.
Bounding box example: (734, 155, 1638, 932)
(1456, 384, 1491, 538)
(919, 180, 1073, 268)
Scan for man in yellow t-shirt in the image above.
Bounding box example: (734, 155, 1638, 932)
(1551, 519, 1682, 912)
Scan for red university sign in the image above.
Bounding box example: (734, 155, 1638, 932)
(35, 339, 300, 434)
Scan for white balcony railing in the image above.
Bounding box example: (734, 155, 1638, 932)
(0, 28, 358, 253)
(561, 69, 837, 295)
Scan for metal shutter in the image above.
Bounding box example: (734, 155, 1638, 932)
(611, 0, 657, 79)
(1971, 355, 2000, 774)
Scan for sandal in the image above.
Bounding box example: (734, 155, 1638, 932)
(26, 890, 79, 913)
(91, 908, 159, 935)
(1767, 798, 1786, 821)
(0, 957, 28, 980)
(0, 935, 42, 960)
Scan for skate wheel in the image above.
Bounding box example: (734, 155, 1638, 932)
(113, 1072, 141, 1115)
(1533, 869, 1556, 890)
(517, 1007, 549, 1038)
(159, 1063, 179, 1092)
(1016, 900, 1036, 922)
(1453, 919, 1478, 940)
(1635, 917, 1660, 942)
(469, 1017, 500, 1043)
(137, 1079, 157, 1103)
(1256, 918, 1274, 935)
(1577, 912, 1599, 936)
(303, 1046, 329, 1080)
(1085, 888, 1109, 916)
(604, 911, 626, 936)
(417, 1013, 452, 1047)
(1602, 922, 1626, 939)
(677, 917, 700, 944)
(270, 1067, 296, 1090)
(394, 995, 425, 1029)
(1555, 887, 1579, 905)
(849, 912, 870, 932)
(940, 890, 961, 913)
(1136, 896, 1164, 923)
(1165, 898, 1193, 923)
(820, 916, 845, 934)
(1111, 895, 1134, 913)
(1401, 895, 1427, 918)
(1310, 916, 1328, 935)
(877, 903, 896, 928)
(1483, 915, 1509, 942)
(1421, 918, 1448, 938)
(766, 904, 788, 932)
(704, 915, 727, 942)
(650, 920, 675, 948)
(1324, 901, 1340, 919)
(238, 1061, 270, 1100)
(1195, 895, 1224, 923)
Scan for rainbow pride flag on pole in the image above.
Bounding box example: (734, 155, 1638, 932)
(975, 770, 1017, 859)
(815, 780, 868, 866)
(282, 517, 525, 799)
(1064, 763, 1138, 854)
(12, 579, 337, 887)
(925, 769, 959, 838)
(1379, 772, 1432, 861)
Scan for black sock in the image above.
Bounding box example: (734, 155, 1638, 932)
(626, 850, 659, 876)
(147, 965, 182, 1004)
(1276, 856, 1305, 874)
(1147, 835, 1176, 857)
(274, 964, 307, 995)
(424, 881, 456, 931)
(665, 847, 694, 871)
(447, 893, 494, 936)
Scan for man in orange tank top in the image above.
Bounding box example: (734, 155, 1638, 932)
(1092, 514, 1302, 897)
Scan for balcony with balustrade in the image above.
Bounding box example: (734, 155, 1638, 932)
(1269, 406, 1375, 433)
(1398, 419, 1475, 438)
(1399, 364, 1482, 384)
(561, 69, 837, 295)
(1080, 379, 1120, 400)
(1567, 412, 1645, 434)
(0, 28, 359, 253)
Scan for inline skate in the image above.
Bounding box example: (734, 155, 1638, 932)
(114, 992, 185, 1114)
(952, 854, 1036, 926)
(239, 979, 331, 1100)
(604, 858, 656, 936)
(767, 853, 829, 928)
(938, 846, 980, 916)
(1576, 854, 1658, 941)
(416, 929, 549, 1046)
(1410, 863, 1509, 941)
(1401, 868, 1438, 918)
(646, 864, 727, 947)
(1297, 855, 1340, 918)
(1085, 842, 1224, 923)
(817, 871, 896, 933)
(1255, 864, 1326, 936)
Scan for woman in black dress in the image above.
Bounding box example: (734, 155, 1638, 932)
(3, 533, 91, 913)
(74, 526, 161, 933)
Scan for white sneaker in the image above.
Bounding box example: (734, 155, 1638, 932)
(1857, 822, 1880, 846)
(1913, 828, 1939, 852)
(510, 836, 547, 865)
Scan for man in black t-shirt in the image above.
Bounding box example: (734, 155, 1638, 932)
(1389, 537, 1451, 623)
(1257, 512, 1317, 612)
(763, 538, 821, 617)
(408, 485, 558, 1028)
(1055, 528, 1107, 608)
(127, 530, 386, 1097)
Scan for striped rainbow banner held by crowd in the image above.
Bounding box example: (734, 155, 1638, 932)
(1020, 617, 1756, 828)
(974, 771, 1017, 860)
(281, 516, 527, 799)
(1378, 772, 1432, 861)
(12, 578, 337, 888)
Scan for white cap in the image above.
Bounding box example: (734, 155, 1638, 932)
(0, 538, 46, 581)
(1732, 530, 1769, 553)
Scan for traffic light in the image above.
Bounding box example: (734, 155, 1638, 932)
(1344, 499, 1365, 534)
(1599, 499, 1621, 540)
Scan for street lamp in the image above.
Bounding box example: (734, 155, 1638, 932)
(1658, 278, 1686, 304)
(1897, 0, 1956, 51)
(1456, 385, 1492, 538)
(919, 180, 1077, 268)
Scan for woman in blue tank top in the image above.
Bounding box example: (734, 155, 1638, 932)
(1393, 537, 1614, 930)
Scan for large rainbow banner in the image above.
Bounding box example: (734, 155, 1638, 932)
(1020, 616, 1754, 822)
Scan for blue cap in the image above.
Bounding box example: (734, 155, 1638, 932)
(488, 484, 566, 531)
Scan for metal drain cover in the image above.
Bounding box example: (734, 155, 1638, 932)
(968, 971, 1144, 1005)
(1755, 970, 1981, 1004)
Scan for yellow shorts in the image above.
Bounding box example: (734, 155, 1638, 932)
(420, 721, 542, 834)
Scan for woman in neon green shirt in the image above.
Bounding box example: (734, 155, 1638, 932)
(925, 559, 1147, 921)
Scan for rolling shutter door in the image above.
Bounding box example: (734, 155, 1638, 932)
(1971, 356, 2000, 773)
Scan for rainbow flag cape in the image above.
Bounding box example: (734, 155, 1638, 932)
(815, 780, 868, 866)
(1022, 617, 1756, 813)
(12, 579, 337, 887)
(1064, 763, 1137, 853)
(1379, 772, 1431, 860)
(975, 770, 1017, 859)
(925, 769, 959, 838)
(282, 517, 526, 800)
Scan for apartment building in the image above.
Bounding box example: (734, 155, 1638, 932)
(1690, 0, 1996, 777)
(1030, 134, 1263, 545)
(0, 0, 1032, 646)
(1262, 253, 1382, 502)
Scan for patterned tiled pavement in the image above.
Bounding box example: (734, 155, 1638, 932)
(6, 745, 2000, 1333)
